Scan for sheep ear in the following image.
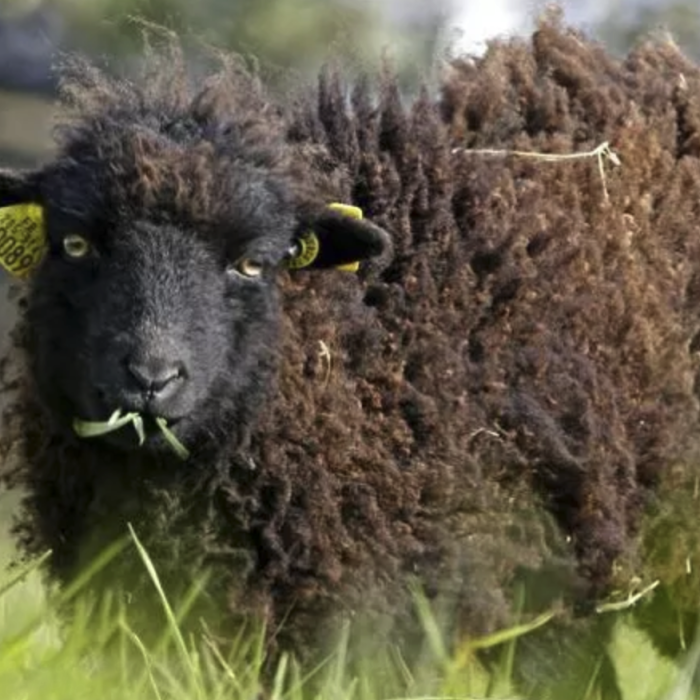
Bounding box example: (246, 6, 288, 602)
(0, 169, 47, 279)
(287, 203, 391, 272)
(0, 169, 41, 206)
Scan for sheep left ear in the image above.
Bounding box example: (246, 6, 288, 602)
(287, 203, 391, 272)
(0, 169, 47, 279)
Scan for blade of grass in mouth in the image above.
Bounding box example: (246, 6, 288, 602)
(73, 409, 189, 459)
(155, 417, 190, 460)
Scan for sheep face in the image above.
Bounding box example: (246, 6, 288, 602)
(0, 113, 389, 457)
(26, 160, 296, 454)
(33, 223, 275, 453)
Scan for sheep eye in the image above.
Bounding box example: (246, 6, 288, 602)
(230, 258, 264, 279)
(63, 234, 91, 259)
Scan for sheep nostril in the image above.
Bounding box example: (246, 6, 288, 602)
(127, 357, 186, 396)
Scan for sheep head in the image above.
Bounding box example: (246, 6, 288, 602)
(0, 59, 390, 459)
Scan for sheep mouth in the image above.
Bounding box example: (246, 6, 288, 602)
(72, 409, 190, 459)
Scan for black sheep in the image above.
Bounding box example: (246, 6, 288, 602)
(2, 17, 700, 665)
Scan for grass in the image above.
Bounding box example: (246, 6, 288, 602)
(0, 520, 699, 700)
(0, 485, 698, 700)
(73, 409, 190, 460)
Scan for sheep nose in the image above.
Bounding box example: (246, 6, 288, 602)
(127, 356, 186, 397)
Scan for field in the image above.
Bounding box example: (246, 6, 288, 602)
(0, 483, 697, 700)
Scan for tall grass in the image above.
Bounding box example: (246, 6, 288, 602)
(0, 518, 698, 699)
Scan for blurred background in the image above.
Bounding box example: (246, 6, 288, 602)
(1, 0, 700, 170)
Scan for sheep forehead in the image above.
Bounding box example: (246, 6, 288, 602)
(86, 124, 235, 218)
(46, 123, 295, 256)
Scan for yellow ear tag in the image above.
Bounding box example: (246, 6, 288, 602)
(328, 202, 361, 273)
(287, 230, 321, 270)
(287, 202, 364, 271)
(0, 203, 47, 279)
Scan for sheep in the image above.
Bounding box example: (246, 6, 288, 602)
(2, 15, 700, 666)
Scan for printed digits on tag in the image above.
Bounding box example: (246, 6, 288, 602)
(16, 252, 37, 272)
(0, 235, 16, 257)
(5, 244, 25, 268)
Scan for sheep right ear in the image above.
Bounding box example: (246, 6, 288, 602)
(0, 169, 47, 279)
(287, 203, 392, 272)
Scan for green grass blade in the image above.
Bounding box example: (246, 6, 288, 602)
(127, 523, 194, 676)
(0, 550, 52, 599)
(74, 409, 189, 459)
(73, 409, 138, 438)
(155, 418, 190, 459)
(51, 537, 129, 606)
(466, 610, 556, 650)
